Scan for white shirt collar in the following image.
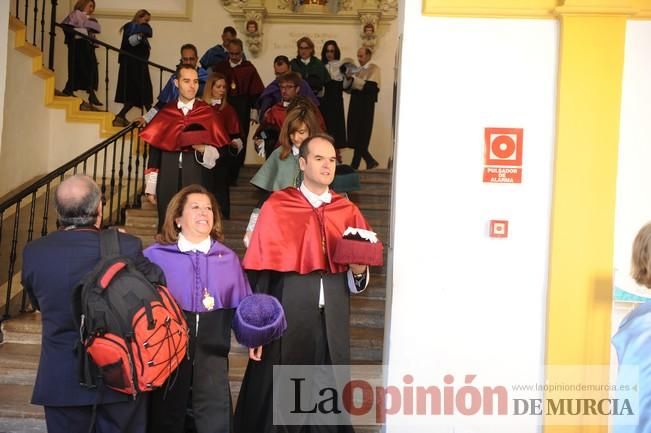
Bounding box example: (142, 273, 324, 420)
(299, 182, 331, 208)
(230, 59, 243, 68)
(210, 98, 222, 106)
(282, 101, 290, 107)
(177, 98, 195, 115)
(361, 63, 370, 70)
(301, 57, 311, 65)
(291, 145, 299, 156)
(177, 232, 211, 253)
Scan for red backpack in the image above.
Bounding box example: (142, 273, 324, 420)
(72, 229, 188, 395)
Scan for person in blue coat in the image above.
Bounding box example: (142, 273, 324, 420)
(21, 174, 163, 433)
(113, 9, 154, 127)
(613, 221, 651, 433)
(136, 43, 208, 126)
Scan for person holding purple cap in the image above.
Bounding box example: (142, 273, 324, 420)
(143, 184, 252, 433)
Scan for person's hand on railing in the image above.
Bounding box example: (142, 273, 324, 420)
(134, 116, 146, 127)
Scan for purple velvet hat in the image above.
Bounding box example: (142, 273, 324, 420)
(233, 294, 287, 348)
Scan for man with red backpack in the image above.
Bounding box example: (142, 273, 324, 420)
(21, 174, 164, 433)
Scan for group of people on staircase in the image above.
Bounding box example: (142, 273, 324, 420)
(59, 2, 383, 171)
(23, 19, 386, 433)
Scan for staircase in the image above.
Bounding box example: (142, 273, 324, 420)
(0, 166, 391, 432)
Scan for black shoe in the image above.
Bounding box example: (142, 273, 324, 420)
(112, 116, 130, 127)
(366, 160, 379, 170)
(88, 92, 103, 106)
(58, 88, 74, 97)
(80, 101, 100, 112)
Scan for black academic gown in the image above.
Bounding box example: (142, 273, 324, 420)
(148, 148, 204, 229)
(234, 271, 355, 433)
(320, 80, 347, 149)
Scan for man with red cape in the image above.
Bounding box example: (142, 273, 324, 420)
(140, 64, 230, 227)
(234, 134, 377, 433)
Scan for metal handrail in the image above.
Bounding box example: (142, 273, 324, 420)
(0, 125, 139, 214)
(54, 23, 175, 75)
(0, 124, 150, 321)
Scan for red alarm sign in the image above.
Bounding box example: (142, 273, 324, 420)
(483, 127, 523, 184)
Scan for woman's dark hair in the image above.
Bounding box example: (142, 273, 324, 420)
(320, 40, 341, 63)
(278, 106, 322, 160)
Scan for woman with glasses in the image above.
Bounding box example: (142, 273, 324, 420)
(289, 36, 329, 98)
(320, 40, 347, 150)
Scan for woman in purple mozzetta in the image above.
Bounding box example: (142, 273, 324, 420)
(143, 184, 251, 433)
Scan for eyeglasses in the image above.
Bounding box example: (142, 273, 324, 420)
(181, 57, 196, 62)
(299, 45, 310, 50)
(279, 85, 296, 90)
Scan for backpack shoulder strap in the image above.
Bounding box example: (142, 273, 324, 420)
(100, 228, 121, 258)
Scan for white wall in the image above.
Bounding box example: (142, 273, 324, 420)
(51, 0, 399, 167)
(612, 20, 651, 299)
(1, 30, 51, 194)
(0, 29, 103, 197)
(611, 21, 651, 335)
(0, 2, 10, 155)
(385, 2, 558, 431)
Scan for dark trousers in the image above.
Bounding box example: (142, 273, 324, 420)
(348, 112, 376, 169)
(44, 396, 148, 433)
(206, 150, 235, 219)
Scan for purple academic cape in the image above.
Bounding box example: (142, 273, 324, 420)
(144, 240, 251, 313)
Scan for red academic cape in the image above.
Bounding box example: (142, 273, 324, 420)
(213, 102, 240, 136)
(139, 99, 230, 151)
(212, 60, 264, 98)
(243, 187, 371, 274)
(262, 103, 287, 131)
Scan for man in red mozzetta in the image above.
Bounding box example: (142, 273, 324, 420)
(140, 64, 230, 229)
(234, 134, 377, 433)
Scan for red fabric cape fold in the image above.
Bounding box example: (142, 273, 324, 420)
(213, 103, 241, 136)
(139, 100, 230, 152)
(243, 187, 371, 274)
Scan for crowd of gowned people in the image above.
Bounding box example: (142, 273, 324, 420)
(27, 6, 386, 433)
(61, 1, 383, 172)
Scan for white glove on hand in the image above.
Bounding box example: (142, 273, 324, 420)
(231, 138, 244, 154)
(144, 171, 158, 196)
(254, 139, 265, 158)
(128, 33, 142, 47)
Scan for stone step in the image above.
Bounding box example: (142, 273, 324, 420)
(0, 383, 44, 419)
(0, 344, 40, 386)
(1, 313, 42, 345)
(228, 188, 391, 205)
(0, 416, 46, 432)
(237, 165, 392, 185)
(0, 345, 382, 390)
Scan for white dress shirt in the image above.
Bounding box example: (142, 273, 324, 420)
(177, 232, 211, 254)
(298, 183, 369, 307)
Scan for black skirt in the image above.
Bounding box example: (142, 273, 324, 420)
(115, 37, 153, 107)
(65, 38, 98, 92)
(320, 80, 347, 149)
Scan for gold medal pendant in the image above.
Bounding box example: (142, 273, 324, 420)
(230, 81, 237, 91)
(202, 288, 215, 311)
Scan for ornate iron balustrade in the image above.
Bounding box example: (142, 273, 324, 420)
(0, 124, 149, 321)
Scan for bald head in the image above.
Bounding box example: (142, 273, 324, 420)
(55, 175, 102, 227)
